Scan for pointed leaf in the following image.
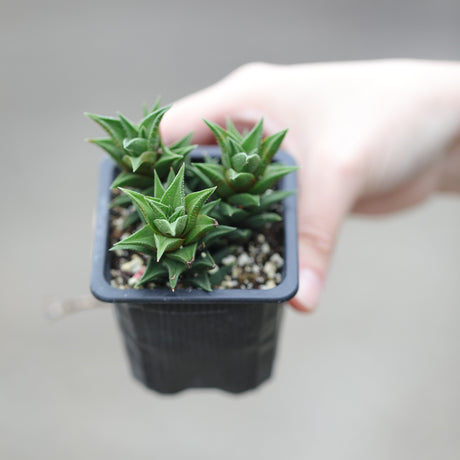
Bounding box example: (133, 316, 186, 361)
(228, 193, 260, 208)
(193, 163, 233, 197)
(136, 259, 168, 286)
(160, 163, 185, 209)
(191, 250, 216, 270)
(203, 119, 231, 168)
(153, 170, 165, 198)
(249, 164, 298, 194)
(260, 190, 294, 211)
(123, 137, 149, 156)
(226, 118, 241, 138)
(226, 168, 255, 191)
(139, 105, 170, 147)
(202, 225, 236, 246)
(166, 243, 198, 267)
(242, 118, 264, 152)
(245, 212, 282, 227)
(184, 186, 216, 234)
(163, 258, 187, 291)
(117, 113, 138, 139)
(153, 219, 176, 236)
(231, 152, 248, 172)
(144, 196, 169, 219)
(155, 149, 184, 179)
(201, 198, 221, 215)
(170, 132, 194, 149)
(169, 206, 185, 221)
(154, 234, 183, 261)
(85, 113, 126, 147)
(183, 214, 218, 245)
(111, 171, 153, 190)
(255, 129, 288, 175)
(190, 273, 212, 292)
(119, 188, 157, 227)
(89, 138, 125, 164)
(110, 226, 156, 255)
(246, 154, 261, 173)
(154, 214, 187, 237)
(120, 188, 168, 227)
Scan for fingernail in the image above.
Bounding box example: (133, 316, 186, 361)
(297, 269, 323, 310)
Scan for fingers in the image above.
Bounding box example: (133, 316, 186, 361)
(289, 160, 359, 313)
(161, 63, 283, 144)
(161, 70, 258, 145)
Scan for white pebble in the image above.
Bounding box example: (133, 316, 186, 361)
(222, 255, 236, 266)
(121, 254, 144, 274)
(237, 252, 253, 267)
(257, 234, 266, 243)
(261, 279, 276, 290)
(270, 253, 284, 268)
(263, 261, 277, 278)
(261, 243, 270, 255)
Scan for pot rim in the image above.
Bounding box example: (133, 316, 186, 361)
(90, 147, 298, 304)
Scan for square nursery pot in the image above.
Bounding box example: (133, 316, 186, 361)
(91, 147, 298, 394)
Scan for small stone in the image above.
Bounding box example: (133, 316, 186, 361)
(263, 261, 277, 278)
(121, 254, 144, 274)
(128, 276, 138, 287)
(261, 279, 276, 290)
(222, 255, 236, 266)
(232, 266, 242, 278)
(237, 252, 252, 267)
(261, 243, 270, 255)
(257, 234, 266, 244)
(270, 253, 284, 268)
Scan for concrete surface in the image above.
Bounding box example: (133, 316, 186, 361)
(1, 0, 459, 459)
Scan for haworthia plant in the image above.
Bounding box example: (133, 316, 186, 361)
(111, 164, 235, 291)
(86, 103, 195, 189)
(191, 118, 298, 227)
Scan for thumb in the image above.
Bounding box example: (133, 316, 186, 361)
(289, 163, 358, 312)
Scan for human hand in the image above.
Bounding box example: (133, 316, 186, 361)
(161, 60, 460, 312)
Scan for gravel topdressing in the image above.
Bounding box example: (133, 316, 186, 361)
(109, 201, 285, 291)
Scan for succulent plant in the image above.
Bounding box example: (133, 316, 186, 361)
(111, 164, 234, 291)
(86, 103, 195, 190)
(191, 118, 298, 227)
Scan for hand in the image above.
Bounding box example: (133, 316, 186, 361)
(161, 60, 460, 312)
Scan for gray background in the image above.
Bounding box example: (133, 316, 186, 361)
(1, 0, 459, 459)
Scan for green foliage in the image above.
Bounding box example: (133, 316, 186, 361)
(111, 164, 234, 291)
(191, 118, 298, 227)
(87, 105, 297, 291)
(86, 103, 195, 188)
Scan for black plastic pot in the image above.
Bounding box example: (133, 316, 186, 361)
(91, 147, 298, 394)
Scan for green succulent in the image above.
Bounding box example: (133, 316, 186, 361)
(111, 164, 234, 291)
(191, 118, 298, 227)
(86, 103, 195, 189)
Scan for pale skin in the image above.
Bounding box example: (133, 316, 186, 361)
(161, 60, 460, 312)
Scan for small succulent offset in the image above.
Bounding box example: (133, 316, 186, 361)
(192, 119, 298, 228)
(86, 103, 195, 190)
(111, 164, 234, 291)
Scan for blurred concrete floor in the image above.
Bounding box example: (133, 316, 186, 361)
(1, 1, 459, 459)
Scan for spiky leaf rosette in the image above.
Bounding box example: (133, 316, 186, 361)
(192, 118, 298, 227)
(111, 164, 234, 291)
(86, 102, 195, 189)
